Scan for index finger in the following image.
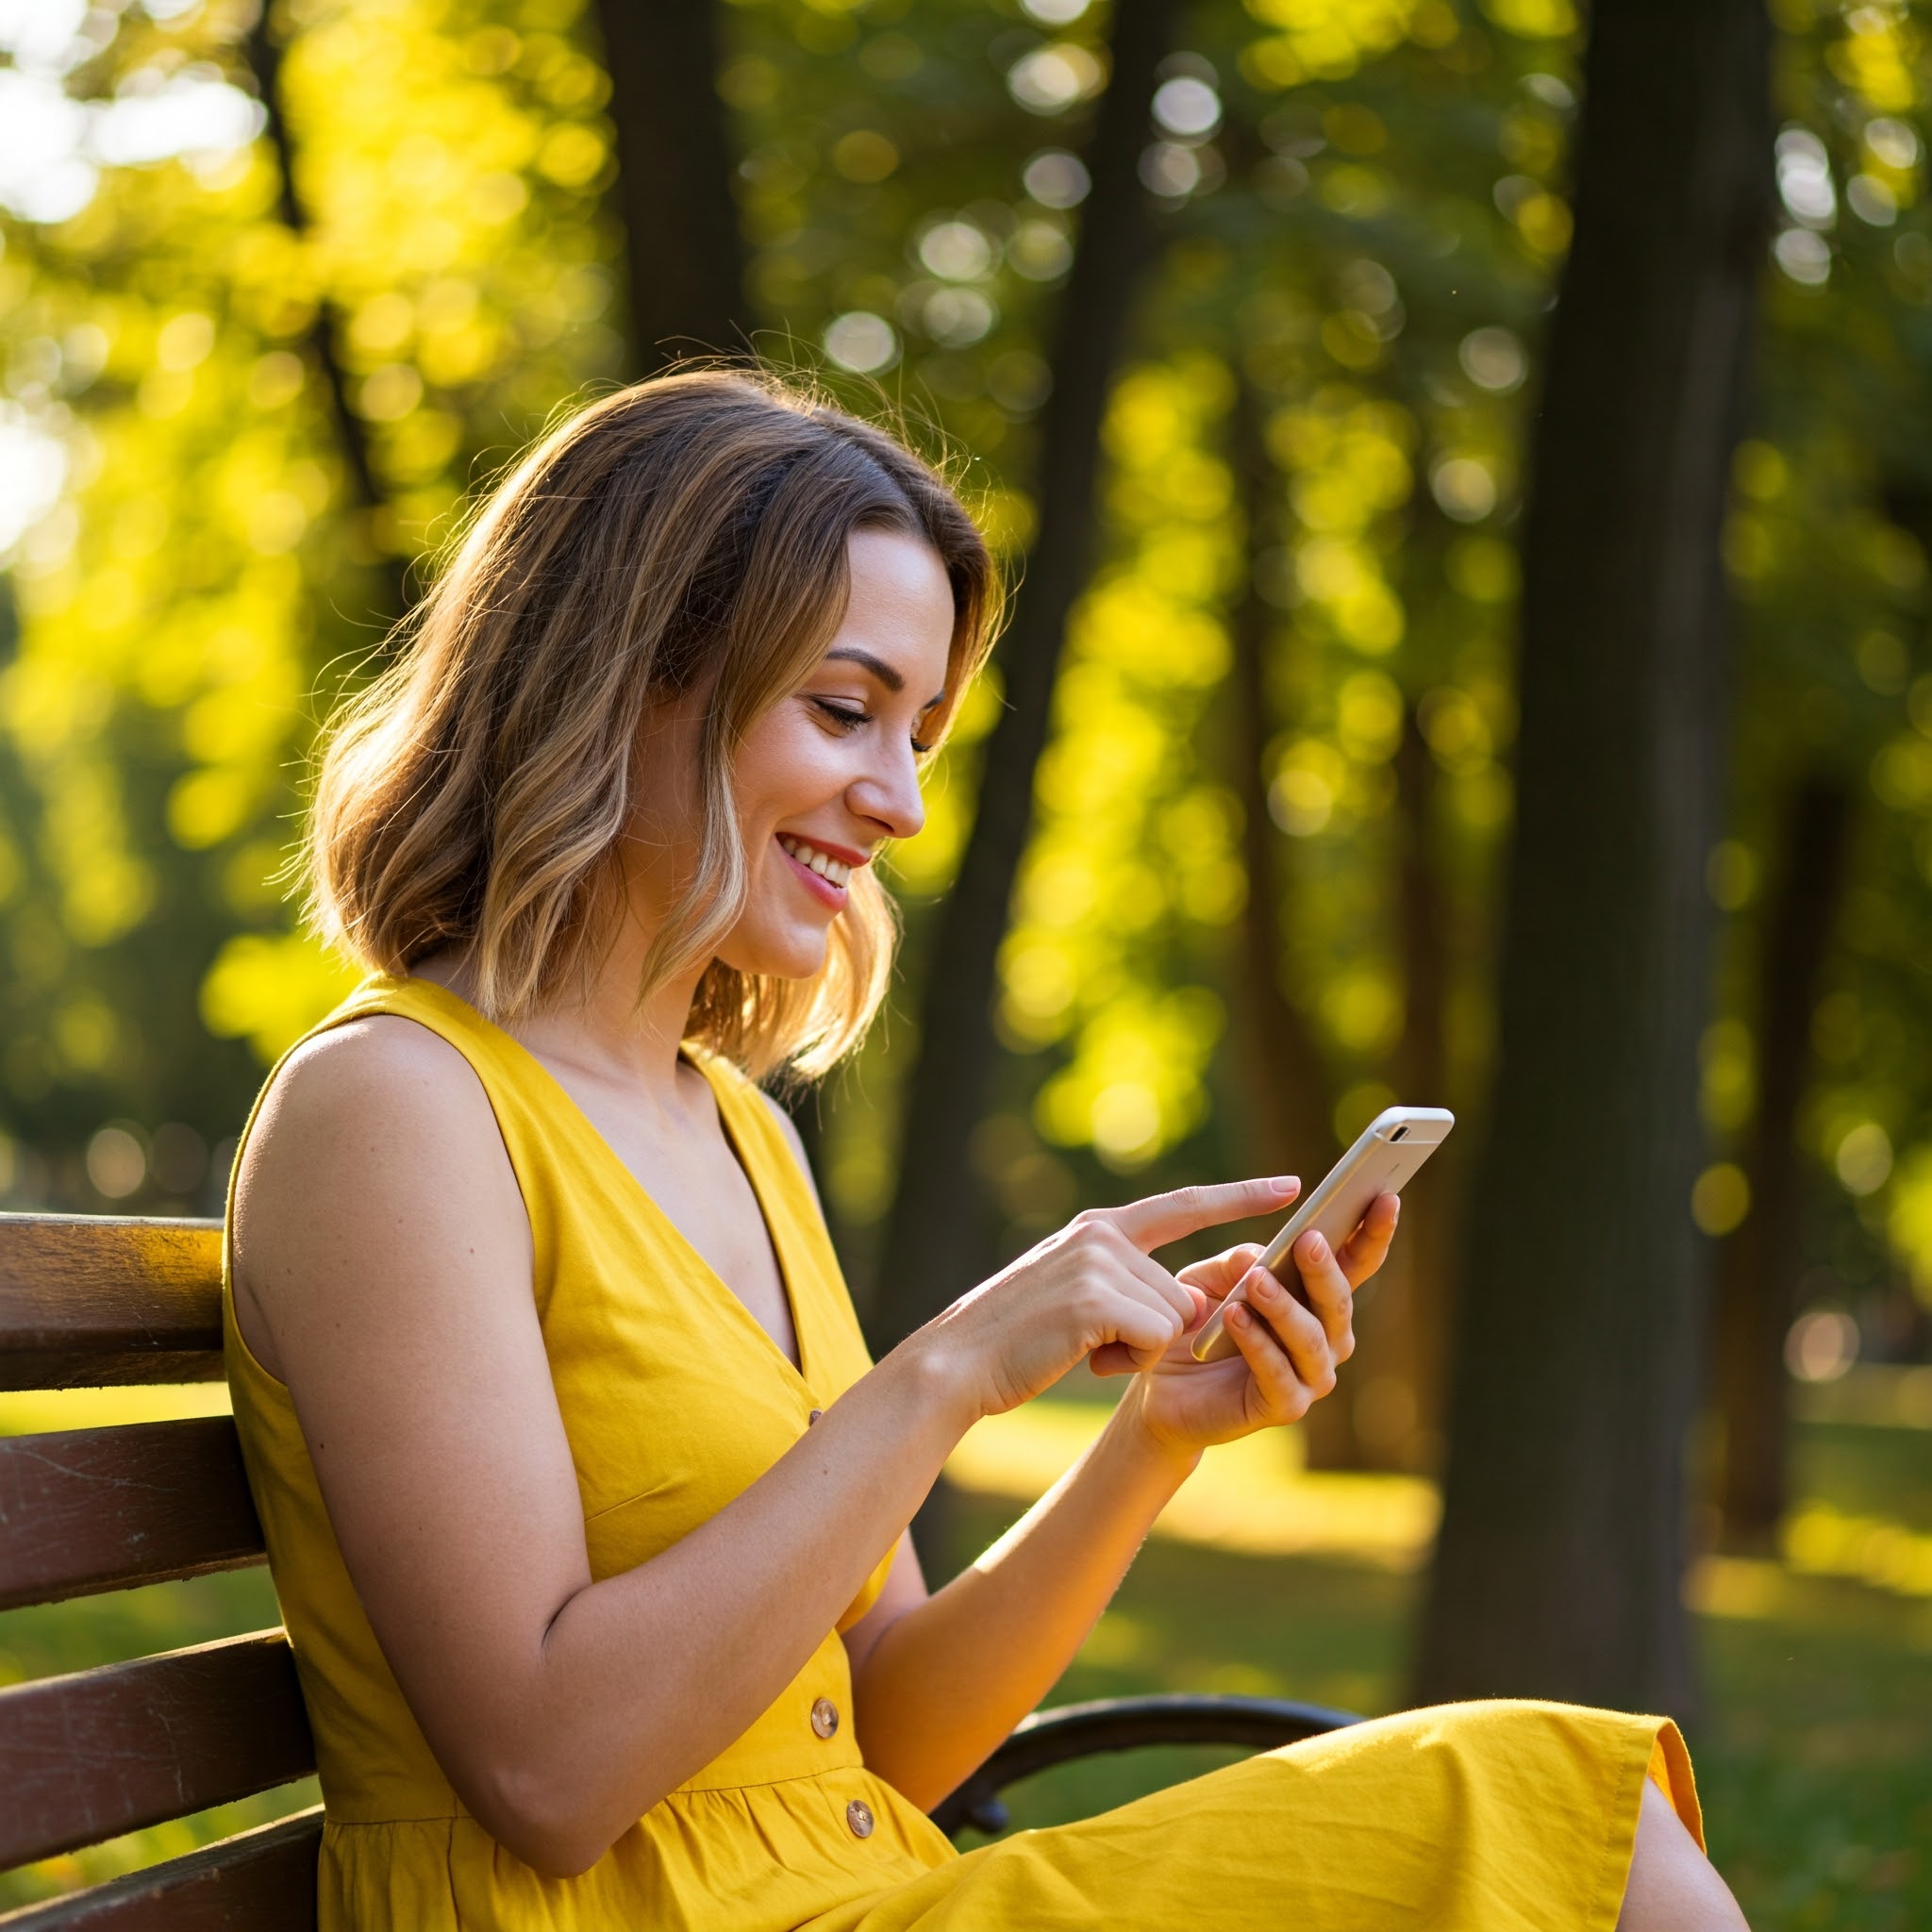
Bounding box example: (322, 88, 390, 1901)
(1097, 1176, 1299, 1254)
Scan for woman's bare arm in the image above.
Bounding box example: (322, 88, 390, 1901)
(838, 1395, 1194, 1809)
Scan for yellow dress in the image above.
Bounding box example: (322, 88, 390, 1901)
(225, 974, 1703, 1931)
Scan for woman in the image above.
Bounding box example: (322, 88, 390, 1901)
(226, 370, 1746, 1929)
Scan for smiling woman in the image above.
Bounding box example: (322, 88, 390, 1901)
(224, 368, 1740, 1932)
(303, 370, 994, 1080)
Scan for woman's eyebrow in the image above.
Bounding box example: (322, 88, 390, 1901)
(824, 647, 945, 711)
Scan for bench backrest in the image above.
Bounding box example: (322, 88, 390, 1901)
(0, 1212, 321, 1928)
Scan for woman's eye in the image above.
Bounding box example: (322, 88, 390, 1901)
(814, 697, 931, 755)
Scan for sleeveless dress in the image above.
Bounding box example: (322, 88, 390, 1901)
(224, 974, 1704, 1931)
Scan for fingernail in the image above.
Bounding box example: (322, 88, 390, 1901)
(1272, 1175, 1298, 1191)
(1251, 1271, 1279, 1300)
(1228, 1303, 1250, 1327)
(1305, 1233, 1328, 1258)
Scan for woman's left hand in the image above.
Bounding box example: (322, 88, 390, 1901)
(1121, 1194, 1400, 1456)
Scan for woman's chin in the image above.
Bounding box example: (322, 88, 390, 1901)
(717, 925, 832, 982)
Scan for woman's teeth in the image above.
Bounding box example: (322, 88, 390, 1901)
(779, 836, 852, 887)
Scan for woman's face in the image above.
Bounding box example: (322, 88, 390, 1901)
(718, 526, 956, 979)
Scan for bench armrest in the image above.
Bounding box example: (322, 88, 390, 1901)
(929, 1691, 1362, 1838)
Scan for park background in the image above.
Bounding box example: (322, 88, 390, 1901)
(0, 0, 1929, 1922)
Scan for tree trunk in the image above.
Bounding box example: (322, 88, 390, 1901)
(1414, 0, 1771, 1719)
(1228, 380, 1341, 1187)
(1223, 375, 1370, 1472)
(1338, 706, 1457, 1472)
(1305, 706, 1457, 1474)
(594, 0, 749, 370)
(869, 0, 1181, 1358)
(1712, 777, 1850, 1549)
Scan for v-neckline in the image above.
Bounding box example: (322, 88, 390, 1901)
(393, 975, 813, 1391)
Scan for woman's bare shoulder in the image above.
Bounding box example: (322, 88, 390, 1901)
(248, 1014, 495, 1153)
(234, 1015, 526, 1332)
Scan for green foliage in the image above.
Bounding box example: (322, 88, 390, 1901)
(0, 0, 1927, 1371)
(1708, 1, 1932, 1325)
(0, 0, 620, 1202)
(0, 0, 1922, 1360)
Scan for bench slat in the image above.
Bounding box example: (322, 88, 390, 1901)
(0, 1421, 266, 1612)
(0, 1632, 316, 1872)
(0, 1217, 224, 1391)
(0, 1807, 322, 1930)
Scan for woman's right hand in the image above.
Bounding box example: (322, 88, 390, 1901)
(913, 1175, 1302, 1419)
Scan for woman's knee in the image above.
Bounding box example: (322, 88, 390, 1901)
(1616, 1780, 1749, 1931)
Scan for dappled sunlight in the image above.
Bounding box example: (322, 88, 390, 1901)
(954, 1386, 1932, 1610)
(0, 1384, 232, 1437)
(1780, 1501, 1932, 1601)
(995, 356, 1248, 1174)
(948, 1394, 1440, 1568)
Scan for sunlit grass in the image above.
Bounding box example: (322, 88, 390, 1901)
(943, 1395, 1932, 1932)
(949, 1388, 1932, 1602)
(947, 1393, 1438, 1568)
(0, 1384, 231, 1437)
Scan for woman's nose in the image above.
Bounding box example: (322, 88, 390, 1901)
(854, 745, 925, 841)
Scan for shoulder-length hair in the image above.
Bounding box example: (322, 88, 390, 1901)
(303, 369, 999, 1081)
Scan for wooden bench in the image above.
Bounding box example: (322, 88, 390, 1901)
(1, 1211, 1357, 1924)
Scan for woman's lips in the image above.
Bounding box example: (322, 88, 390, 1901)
(778, 837, 848, 908)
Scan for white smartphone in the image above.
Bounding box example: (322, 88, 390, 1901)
(1189, 1106, 1456, 1363)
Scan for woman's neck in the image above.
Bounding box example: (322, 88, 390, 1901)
(414, 909, 706, 1107)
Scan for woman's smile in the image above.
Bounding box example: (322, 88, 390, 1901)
(776, 832, 862, 907)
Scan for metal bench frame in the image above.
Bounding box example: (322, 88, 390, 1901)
(0, 1213, 1357, 1925)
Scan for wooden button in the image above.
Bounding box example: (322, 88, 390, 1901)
(845, 1798, 874, 1839)
(808, 1408, 824, 1425)
(810, 1696, 840, 1740)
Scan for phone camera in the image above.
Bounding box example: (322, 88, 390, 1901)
(1390, 1124, 1408, 1141)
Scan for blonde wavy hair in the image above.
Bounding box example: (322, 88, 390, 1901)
(303, 370, 998, 1081)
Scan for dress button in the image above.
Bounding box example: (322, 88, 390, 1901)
(810, 1696, 840, 1740)
(845, 1798, 874, 1839)
(808, 1408, 824, 1425)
